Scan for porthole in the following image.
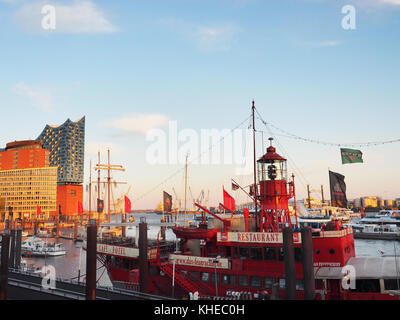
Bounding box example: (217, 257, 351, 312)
(329, 249, 335, 255)
(315, 249, 320, 255)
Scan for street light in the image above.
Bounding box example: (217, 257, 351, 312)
(213, 255, 221, 297)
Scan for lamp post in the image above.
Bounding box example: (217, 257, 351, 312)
(213, 256, 221, 297)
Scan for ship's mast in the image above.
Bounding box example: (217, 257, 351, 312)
(252, 101, 258, 229)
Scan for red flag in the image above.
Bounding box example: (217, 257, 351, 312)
(77, 201, 84, 215)
(36, 205, 41, 215)
(223, 187, 235, 212)
(125, 196, 131, 214)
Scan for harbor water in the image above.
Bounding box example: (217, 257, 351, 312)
(22, 213, 400, 288)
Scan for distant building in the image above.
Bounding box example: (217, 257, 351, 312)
(37, 117, 85, 218)
(361, 196, 378, 208)
(0, 167, 57, 220)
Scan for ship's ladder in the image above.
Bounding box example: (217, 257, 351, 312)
(158, 262, 207, 296)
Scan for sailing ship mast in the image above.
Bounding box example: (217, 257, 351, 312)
(252, 101, 258, 227)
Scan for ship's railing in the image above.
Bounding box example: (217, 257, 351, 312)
(313, 228, 353, 238)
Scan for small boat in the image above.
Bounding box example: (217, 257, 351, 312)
(21, 237, 67, 257)
(352, 223, 400, 240)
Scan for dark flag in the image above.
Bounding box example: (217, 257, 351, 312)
(163, 191, 172, 213)
(340, 148, 363, 164)
(231, 181, 239, 191)
(97, 199, 104, 213)
(329, 170, 348, 208)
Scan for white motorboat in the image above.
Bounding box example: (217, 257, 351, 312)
(352, 223, 400, 240)
(21, 236, 67, 257)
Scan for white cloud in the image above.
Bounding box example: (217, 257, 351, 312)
(192, 24, 240, 52)
(102, 114, 171, 136)
(13, 82, 53, 111)
(14, 0, 118, 34)
(160, 18, 240, 52)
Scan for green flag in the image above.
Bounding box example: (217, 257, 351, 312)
(340, 148, 363, 164)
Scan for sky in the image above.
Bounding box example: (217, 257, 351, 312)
(0, 0, 400, 209)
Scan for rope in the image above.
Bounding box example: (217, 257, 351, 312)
(259, 118, 400, 148)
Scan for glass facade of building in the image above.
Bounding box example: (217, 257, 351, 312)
(37, 117, 85, 185)
(0, 167, 57, 219)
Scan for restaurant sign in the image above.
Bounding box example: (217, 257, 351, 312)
(169, 254, 230, 269)
(217, 232, 301, 244)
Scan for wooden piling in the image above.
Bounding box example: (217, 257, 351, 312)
(0, 233, 10, 300)
(138, 219, 148, 293)
(301, 227, 315, 300)
(9, 229, 15, 269)
(283, 227, 296, 300)
(85, 223, 97, 300)
(14, 229, 22, 270)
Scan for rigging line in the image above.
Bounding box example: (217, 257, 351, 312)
(254, 109, 310, 191)
(134, 113, 252, 202)
(265, 121, 400, 147)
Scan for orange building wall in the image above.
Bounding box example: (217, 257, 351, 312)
(0, 148, 50, 170)
(57, 184, 83, 216)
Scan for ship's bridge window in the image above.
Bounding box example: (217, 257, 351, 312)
(239, 247, 249, 260)
(264, 247, 277, 261)
(222, 274, 236, 286)
(250, 276, 262, 288)
(263, 277, 274, 289)
(250, 247, 262, 261)
(238, 275, 248, 287)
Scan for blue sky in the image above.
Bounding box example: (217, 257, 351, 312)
(1, 0, 400, 209)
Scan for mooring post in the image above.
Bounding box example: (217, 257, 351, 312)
(15, 228, 22, 270)
(161, 226, 166, 241)
(0, 233, 10, 300)
(86, 221, 97, 300)
(73, 221, 78, 241)
(9, 229, 15, 269)
(122, 214, 126, 238)
(139, 218, 148, 293)
(283, 226, 296, 300)
(301, 227, 315, 300)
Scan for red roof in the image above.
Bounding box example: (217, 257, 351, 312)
(257, 146, 286, 163)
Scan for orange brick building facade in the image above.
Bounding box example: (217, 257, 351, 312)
(57, 184, 83, 218)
